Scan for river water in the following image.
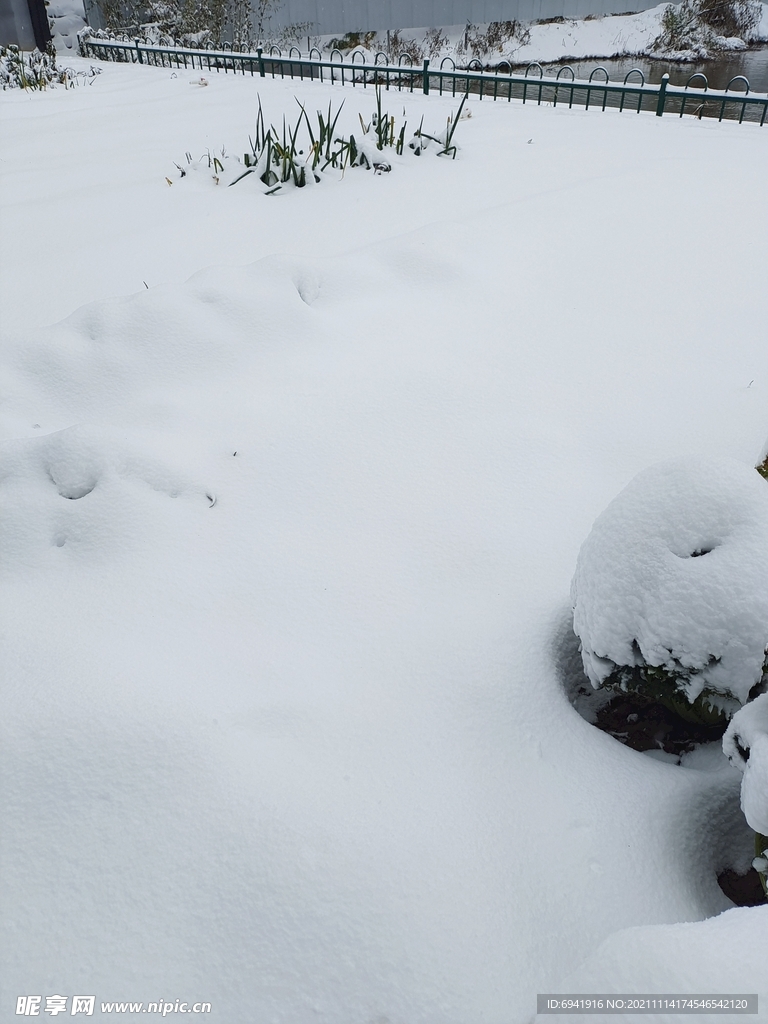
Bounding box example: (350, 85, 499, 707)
(487, 45, 768, 121)
(533, 45, 768, 93)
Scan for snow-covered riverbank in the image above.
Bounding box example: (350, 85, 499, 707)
(306, 2, 768, 65)
(2, 56, 767, 1022)
(45, 0, 768, 65)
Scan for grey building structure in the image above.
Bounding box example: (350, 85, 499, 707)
(1, 0, 52, 48)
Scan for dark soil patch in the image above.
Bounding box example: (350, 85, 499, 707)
(717, 867, 767, 906)
(591, 689, 726, 757)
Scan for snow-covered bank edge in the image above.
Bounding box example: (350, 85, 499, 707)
(305, 3, 768, 67)
(73, 2, 768, 67)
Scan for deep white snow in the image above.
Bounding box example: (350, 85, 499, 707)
(1, 56, 767, 1023)
(534, 905, 768, 1024)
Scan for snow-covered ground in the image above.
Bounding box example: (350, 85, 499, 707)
(1, 58, 767, 1023)
(309, 3, 768, 65)
(364, 3, 768, 65)
(507, 1, 768, 61)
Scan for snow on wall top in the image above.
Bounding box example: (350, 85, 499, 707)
(571, 457, 768, 707)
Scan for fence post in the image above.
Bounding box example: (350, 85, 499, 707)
(656, 73, 669, 116)
(257, 46, 264, 77)
(134, 38, 143, 64)
(422, 58, 430, 95)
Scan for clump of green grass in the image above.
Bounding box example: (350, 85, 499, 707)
(176, 86, 469, 194)
(757, 456, 768, 481)
(230, 95, 353, 191)
(409, 92, 469, 159)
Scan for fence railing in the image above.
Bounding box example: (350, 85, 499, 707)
(79, 37, 768, 127)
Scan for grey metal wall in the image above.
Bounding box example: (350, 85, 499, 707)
(0, 0, 38, 48)
(269, 0, 661, 35)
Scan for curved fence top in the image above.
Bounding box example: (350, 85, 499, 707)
(685, 72, 708, 90)
(78, 37, 767, 127)
(726, 75, 750, 93)
(623, 68, 644, 85)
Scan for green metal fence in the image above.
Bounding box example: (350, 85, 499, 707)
(79, 37, 768, 127)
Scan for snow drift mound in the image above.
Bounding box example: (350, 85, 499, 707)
(537, 905, 768, 1024)
(571, 457, 768, 718)
(0, 424, 205, 572)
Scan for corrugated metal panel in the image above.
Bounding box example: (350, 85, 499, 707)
(0, 0, 38, 48)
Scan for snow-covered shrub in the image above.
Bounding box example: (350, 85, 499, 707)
(94, 0, 280, 48)
(458, 21, 531, 60)
(723, 693, 768, 896)
(327, 29, 378, 53)
(0, 42, 72, 89)
(422, 27, 450, 59)
(96, 0, 226, 46)
(571, 457, 768, 729)
(652, 0, 762, 57)
(696, 0, 762, 37)
(385, 29, 425, 64)
(269, 20, 317, 53)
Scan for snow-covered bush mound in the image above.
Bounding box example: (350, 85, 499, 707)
(723, 692, 768, 837)
(572, 457, 768, 722)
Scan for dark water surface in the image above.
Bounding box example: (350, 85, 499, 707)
(457, 45, 768, 121)
(534, 45, 768, 94)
